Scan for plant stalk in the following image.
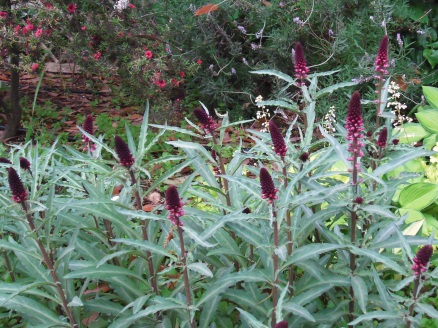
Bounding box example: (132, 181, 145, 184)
(282, 161, 294, 292)
(177, 225, 196, 328)
(129, 169, 158, 296)
(406, 276, 420, 328)
(21, 202, 77, 328)
(272, 208, 279, 328)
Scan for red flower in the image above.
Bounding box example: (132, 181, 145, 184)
(145, 50, 153, 59)
(114, 136, 135, 168)
(92, 52, 101, 60)
(171, 78, 179, 86)
(156, 79, 166, 88)
(81, 26, 86, 31)
(8, 168, 28, 203)
(196, 58, 202, 65)
(35, 28, 43, 38)
(0, 11, 7, 18)
(43, 2, 54, 9)
(14, 25, 21, 35)
(294, 42, 309, 85)
(31, 63, 39, 71)
(67, 3, 77, 13)
(377, 127, 388, 148)
(345, 91, 364, 161)
(260, 168, 278, 204)
(26, 21, 34, 31)
(269, 120, 288, 157)
(128, 3, 135, 9)
(193, 108, 217, 134)
(179, 71, 185, 78)
(412, 245, 433, 276)
(165, 186, 185, 226)
(375, 35, 389, 78)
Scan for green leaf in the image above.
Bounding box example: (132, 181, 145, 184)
(281, 244, 343, 270)
(416, 109, 438, 134)
(350, 246, 407, 274)
(351, 276, 368, 313)
(197, 271, 268, 307)
(137, 101, 150, 157)
(64, 264, 147, 284)
(293, 285, 333, 306)
(423, 86, 438, 107)
(399, 182, 438, 210)
(249, 69, 294, 83)
(315, 81, 359, 99)
(282, 302, 316, 322)
(199, 295, 221, 328)
(112, 238, 176, 259)
(255, 100, 298, 111)
(187, 262, 213, 278)
(373, 149, 434, 177)
(415, 302, 438, 318)
(237, 308, 268, 328)
(0, 295, 65, 326)
(393, 123, 430, 144)
(348, 311, 401, 325)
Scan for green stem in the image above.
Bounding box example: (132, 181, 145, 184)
(406, 276, 421, 328)
(129, 169, 158, 296)
(272, 208, 279, 328)
(21, 202, 78, 328)
(282, 161, 294, 292)
(177, 225, 196, 328)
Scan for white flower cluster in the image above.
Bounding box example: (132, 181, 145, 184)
(114, 0, 129, 12)
(255, 95, 270, 132)
(324, 106, 337, 134)
(387, 81, 410, 127)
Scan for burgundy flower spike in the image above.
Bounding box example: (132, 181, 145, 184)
(19, 157, 31, 170)
(269, 120, 288, 157)
(193, 108, 217, 134)
(274, 321, 288, 328)
(377, 127, 388, 148)
(8, 168, 28, 203)
(82, 114, 94, 142)
(375, 35, 389, 78)
(114, 136, 135, 168)
(165, 185, 184, 226)
(260, 168, 278, 204)
(345, 91, 364, 163)
(412, 245, 433, 276)
(294, 42, 309, 85)
(0, 158, 12, 164)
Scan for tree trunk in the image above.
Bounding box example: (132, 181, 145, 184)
(1, 45, 21, 141)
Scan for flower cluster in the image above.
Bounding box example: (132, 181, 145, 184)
(412, 245, 433, 276)
(294, 42, 309, 86)
(255, 95, 270, 132)
(82, 114, 96, 153)
(374, 35, 389, 79)
(377, 127, 388, 148)
(387, 81, 409, 127)
(114, 136, 135, 168)
(8, 168, 28, 203)
(269, 120, 287, 157)
(323, 105, 337, 134)
(345, 91, 364, 166)
(193, 108, 217, 134)
(165, 186, 184, 226)
(260, 168, 278, 204)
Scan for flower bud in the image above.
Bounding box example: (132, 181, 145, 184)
(260, 168, 278, 204)
(412, 245, 433, 276)
(193, 108, 217, 134)
(377, 127, 388, 148)
(19, 157, 31, 170)
(114, 136, 135, 168)
(165, 185, 184, 226)
(8, 168, 28, 203)
(269, 120, 287, 157)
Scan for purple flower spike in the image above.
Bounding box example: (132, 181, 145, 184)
(8, 168, 28, 203)
(345, 91, 364, 160)
(269, 120, 288, 157)
(294, 42, 309, 85)
(193, 108, 217, 134)
(19, 157, 31, 170)
(0, 157, 12, 164)
(260, 167, 278, 204)
(82, 114, 94, 141)
(412, 245, 433, 276)
(377, 127, 388, 148)
(375, 35, 389, 77)
(114, 136, 135, 168)
(165, 185, 184, 226)
(274, 322, 288, 328)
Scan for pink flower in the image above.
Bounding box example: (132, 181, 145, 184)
(31, 63, 39, 71)
(14, 25, 21, 35)
(156, 79, 166, 88)
(128, 3, 135, 9)
(145, 50, 153, 59)
(179, 71, 185, 78)
(92, 51, 101, 60)
(43, 2, 54, 9)
(171, 78, 179, 86)
(35, 28, 43, 38)
(197, 58, 202, 65)
(26, 20, 34, 31)
(375, 35, 389, 78)
(412, 245, 433, 276)
(67, 4, 76, 13)
(0, 11, 7, 18)
(81, 26, 86, 31)
(294, 42, 309, 85)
